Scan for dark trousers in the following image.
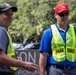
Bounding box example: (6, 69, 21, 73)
(0, 72, 14, 75)
(46, 65, 76, 75)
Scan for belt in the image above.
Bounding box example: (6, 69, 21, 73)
(47, 64, 76, 70)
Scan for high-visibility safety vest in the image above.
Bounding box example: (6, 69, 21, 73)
(0, 27, 18, 71)
(51, 24, 76, 62)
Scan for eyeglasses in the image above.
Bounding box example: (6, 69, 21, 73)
(57, 12, 69, 17)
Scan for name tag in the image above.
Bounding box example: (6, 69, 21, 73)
(56, 48, 64, 53)
(67, 48, 75, 53)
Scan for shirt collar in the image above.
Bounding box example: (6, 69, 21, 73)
(0, 23, 8, 31)
(56, 22, 69, 32)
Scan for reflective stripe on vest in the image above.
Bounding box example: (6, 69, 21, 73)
(51, 24, 76, 62)
(6, 31, 18, 71)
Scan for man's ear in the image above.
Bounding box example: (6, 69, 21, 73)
(54, 13, 57, 18)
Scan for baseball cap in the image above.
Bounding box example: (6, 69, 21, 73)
(55, 3, 70, 13)
(0, 3, 17, 12)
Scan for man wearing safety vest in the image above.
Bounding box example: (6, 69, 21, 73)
(0, 3, 39, 75)
(39, 2, 76, 75)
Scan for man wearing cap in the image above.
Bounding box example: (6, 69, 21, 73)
(0, 3, 39, 75)
(39, 2, 76, 75)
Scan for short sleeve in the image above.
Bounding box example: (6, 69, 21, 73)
(39, 28, 52, 53)
(0, 28, 9, 52)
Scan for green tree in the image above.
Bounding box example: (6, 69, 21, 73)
(1, 0, 76, 43)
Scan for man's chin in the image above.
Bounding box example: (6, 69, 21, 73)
(58, 21, 68, 25)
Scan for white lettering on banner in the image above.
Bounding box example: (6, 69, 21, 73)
(16, 69, 40, 75)
(16, 51, 38, 63)
(15, 50, 39, 75)
(28, 52, 36, 63)
(19, 52, 28, 61)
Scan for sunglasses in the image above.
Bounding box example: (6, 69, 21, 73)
(57, 12, 69, 17)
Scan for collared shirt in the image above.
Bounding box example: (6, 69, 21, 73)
(0, 24, 14, 73)
(39, 23, 76, 66)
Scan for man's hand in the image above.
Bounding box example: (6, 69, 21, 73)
(23, 62, 39, 72)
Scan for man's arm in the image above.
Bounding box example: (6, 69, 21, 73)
(0, 50, 39, 72)
(39, 52, 48, 75)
